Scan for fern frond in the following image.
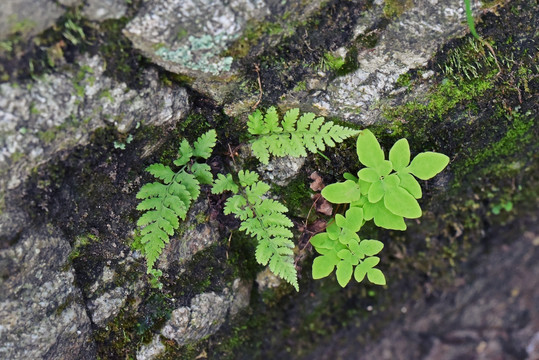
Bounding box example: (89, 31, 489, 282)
(174, 139, 193, 166)
(191, 163, 213, 184)
(192, 129, 217, 159)
(212, 173, 239, 194)
(248, 107, 359, 164)
(146, 163, 175, 183)
(222, 175, 299, 290)
(238, 170, 259, 187)
(136, 130, 217, 274)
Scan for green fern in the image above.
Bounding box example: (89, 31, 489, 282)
(136, 130, 217, 272)
(247, 107, 359, 164)
(212, 170, 298, 291)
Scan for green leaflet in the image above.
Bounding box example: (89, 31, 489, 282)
(321, 129, 448, 230)
(248, 107, 359, 164)
(310, 212, 385, 287)
(212, 171, 299, 291)
(313, 128, 449, 287)
(135, 130, 217, 273)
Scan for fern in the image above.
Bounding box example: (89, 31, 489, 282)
(247, 107, 359, 164)
(212, 170, 299, 291)
(136, 130, 217, 272)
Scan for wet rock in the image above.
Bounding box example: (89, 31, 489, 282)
(0, 0, 82, 42)
(83, 0, 128, 22)
(0, 226, 95, 359)
(0, 53, 189, 201)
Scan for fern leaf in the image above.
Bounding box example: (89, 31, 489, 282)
(212, 173, 239, 194)
(192, 129, 217, 159)
(146, 163, 175, 183)
(282, 108, 299, 132)
(224, 195, 248, 215)
(257, 199, 288, 214)
(269, 254, 298, 291)
(169, 182, 192, 206)
(245, 181, 271, 203)
(264, 107, 282, 133)
(248, 108, 359, 164)
(247, 109, 267, 135)
(192, 163, 213, 184)
(144, 238, 167, 272)
(251, 138, 270, 164)
(137, 182, 168, 199)
(137, 197, 162, 211)
(238, 170, 259, 187)
(164, 196, 188, 220)
(174, 139, 193, 166)
(177, 172, 200, 199)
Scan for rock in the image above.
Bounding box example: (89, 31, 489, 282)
(124, 0, 325, 103)
(0, 53, 189, 203)
(310, 0, 484, 124)
(0, 226, 95, 359)
(83, 0, 128, 22)
(258, 155, 306, 186)
(160, 280, 251, 347)
(158, 200, 221, 271)
(136, 335, 166, 360)
(0, 0, 82, 42)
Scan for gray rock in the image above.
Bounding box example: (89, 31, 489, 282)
(0, 226, 95, 359)
(160, 279, 251, 348)
(124, 0, 325, 103)
(136, 334, 166, 360)
(310, 0, 482, 125)
(0, 53, 189, 205)
(83, 0, 128, 22)
(158, 200, 221, 271)
(0, 0, 82, 41)
(258, 155, 305, 186)
(161, 292, 228, 345)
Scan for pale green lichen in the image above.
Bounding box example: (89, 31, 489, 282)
(155, 34, 235, 75)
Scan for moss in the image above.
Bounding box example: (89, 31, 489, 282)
(38, 129, 57, 143)
(271, 175, 312, 218)
(383, 0, 413, 18)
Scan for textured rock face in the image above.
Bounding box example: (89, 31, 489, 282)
(0, 227, 95, 359)
(0, 0, 82, 41)
(138, 279, 251, 359)
(82, 0, 128, 22)
(0, 54, 189, 198)
(311, 0, 478, 124)
(123, 0, 325, 102)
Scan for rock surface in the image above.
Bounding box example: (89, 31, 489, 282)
(0, 0, 82, 42)
(0, 53, 189, 198)
(0, 227, 95, 359)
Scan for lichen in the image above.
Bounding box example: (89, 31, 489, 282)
(156, 34, 235, 75)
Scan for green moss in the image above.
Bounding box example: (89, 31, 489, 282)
(38, 129, 57, 143)
(271, 175, 312, 217)
(383, 0, 413, 18)
(396, 73, 411, 88)
(454, 106, 534, 181)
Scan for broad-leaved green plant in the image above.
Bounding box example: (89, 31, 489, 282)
(136, 130, 217, 272)
(312, 129, 449, 286)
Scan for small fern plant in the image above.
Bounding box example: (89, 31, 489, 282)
(247, 106, 359, 164)
(312, 129, 449, 287)
(135, 130, 217, 273)
(212, 170, 299, 291)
